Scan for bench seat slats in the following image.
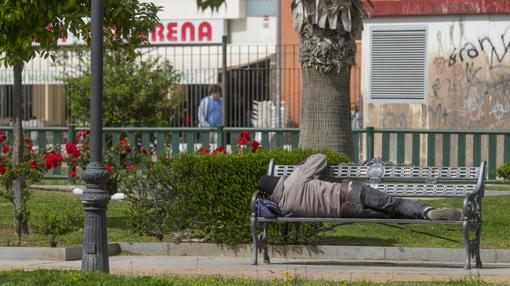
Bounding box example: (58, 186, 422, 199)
(370, 184, 476, 197)
(273, 165, 480, 181)
(257, 217, 463, 225)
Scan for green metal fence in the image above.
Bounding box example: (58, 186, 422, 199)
(1, 126, 509, 182)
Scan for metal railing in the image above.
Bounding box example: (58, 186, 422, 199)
(0, 43, 363, 128)
(1, 126, 509, 182)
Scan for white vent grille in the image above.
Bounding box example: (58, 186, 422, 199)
(370, 28, 427, 100)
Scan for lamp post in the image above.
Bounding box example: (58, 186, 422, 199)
(81, 0, 111, 273)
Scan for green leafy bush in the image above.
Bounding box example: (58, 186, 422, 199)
(496, 163, 510, 182)
(118, 158, 176, 241)
(37, 212, 81, 247)
(120, 149, 349, 244)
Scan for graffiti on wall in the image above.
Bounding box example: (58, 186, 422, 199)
(429, 29, 510, 130)
(448, 34, 510, 70)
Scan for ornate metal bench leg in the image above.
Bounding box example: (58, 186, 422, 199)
(263, 223, 270, 263)
(251, 215, 258, 265)
(463, 221, 471, 270)
(475, 223, 483, 268)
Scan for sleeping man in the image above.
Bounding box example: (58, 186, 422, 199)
(259, 154, 463, 220)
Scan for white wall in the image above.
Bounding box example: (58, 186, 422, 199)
(230, 17, 277, 44)
(145, 0, 246, 19)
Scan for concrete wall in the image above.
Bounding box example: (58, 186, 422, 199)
(230, 17, 277, 44)
(362, 15, 510, 130)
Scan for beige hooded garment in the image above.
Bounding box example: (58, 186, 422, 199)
(269, 154, 346, 217)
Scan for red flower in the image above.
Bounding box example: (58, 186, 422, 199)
(238, 136, 249, 145)
(70, 170, 77, 177)
(24, 138, 33, 150)
(2, 144, 9, 154)
(212, 146, 226, 155)
(198, 146, 210, 154)
(0, 131, 6, 143)
(240, 130, 251, 141)
(65, 142, 77, 155)
(75, 131, 84, 143)
(127, 163, 136, 170)
(251, 140, 261, 153)
(139, 147, 148, 155)
(30, 161, 38, 169)
(44, 150, 63, 170)
(0, 165, 6, 174)
(105, 165, 112, 173)
(72, 148, 81, 158)
(119, 137, 131, 153)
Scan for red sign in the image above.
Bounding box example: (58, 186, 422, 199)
(51, 19, 224, 46)
(148, 19, 224, 45)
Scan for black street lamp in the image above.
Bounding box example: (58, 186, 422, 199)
(81, 0, 111, 273)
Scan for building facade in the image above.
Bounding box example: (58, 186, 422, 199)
(362, 0, 510, 131)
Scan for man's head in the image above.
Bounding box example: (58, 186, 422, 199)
(210, 85, 221, 100)
(259, 175, 281, 196)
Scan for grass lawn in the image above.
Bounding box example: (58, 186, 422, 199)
(0, 190, 509, 249)
(0, 270, 503, 286)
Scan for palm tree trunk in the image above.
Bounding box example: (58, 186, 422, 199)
(12, 61, 29, 244)
(300, 67, 354, 158)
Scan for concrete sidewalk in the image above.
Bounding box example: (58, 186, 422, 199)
(1, 255, 510, 283)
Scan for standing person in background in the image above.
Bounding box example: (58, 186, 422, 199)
(198, 85, 222, 144)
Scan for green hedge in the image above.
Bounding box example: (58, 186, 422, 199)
(120, 149, 349, 244)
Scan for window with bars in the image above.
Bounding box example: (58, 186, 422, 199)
(369, 27, 428, 100)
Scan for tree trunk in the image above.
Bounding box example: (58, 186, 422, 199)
(12, 61, 28, 244)
(300, 67, 354, 158)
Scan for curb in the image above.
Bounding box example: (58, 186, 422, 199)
(0, 243, 121, 261)
(119, 243, 510, 264)
(2, 242, 510, 264)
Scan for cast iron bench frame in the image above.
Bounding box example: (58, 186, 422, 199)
(250, 158, 486, 270)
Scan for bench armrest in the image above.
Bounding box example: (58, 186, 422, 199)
(251, 189, 262, 216)
(463, 183, 483, 222)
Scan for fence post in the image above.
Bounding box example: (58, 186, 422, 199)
(217, 126, 224, 148)
(67, 124, 76, 184)
(366, 127, 375, 160)
(221, 35, 228, 127)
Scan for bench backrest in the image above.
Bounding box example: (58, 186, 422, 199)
(268, 158, 486, 198)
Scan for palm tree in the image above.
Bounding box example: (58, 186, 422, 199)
(197, 0, 372, 157)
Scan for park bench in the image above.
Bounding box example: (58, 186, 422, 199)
(250, 158, 486, 270)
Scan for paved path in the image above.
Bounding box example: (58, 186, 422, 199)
(1, 255, 510, 283)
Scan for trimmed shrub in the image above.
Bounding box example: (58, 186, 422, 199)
(120, 149, 349, 244)
(37, 212, 81, 247)
(496, 163, 510, 182)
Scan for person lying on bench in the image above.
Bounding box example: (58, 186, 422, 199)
(259, 154, 463, 220)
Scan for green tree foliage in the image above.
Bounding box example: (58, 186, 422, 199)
(0, 0, 160, 245)
(0, 0, 160, 65)
(61, 49, 181, 127)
